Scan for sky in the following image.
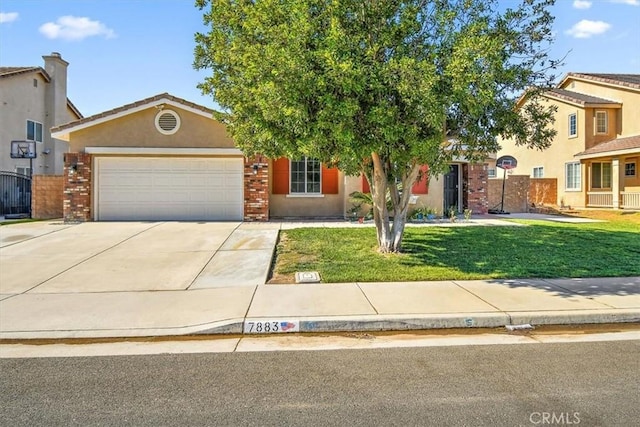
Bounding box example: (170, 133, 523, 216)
(1, 0, 639, 118)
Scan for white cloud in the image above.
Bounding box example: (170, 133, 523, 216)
(565, 20, 612, 38)
(0, 12, 19, 23)
(572, 0, 592, 9)
(39, 16, 115, 41)
(610, 0, 640, 5)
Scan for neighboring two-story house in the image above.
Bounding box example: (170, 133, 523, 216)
(0, 52, 82, 217)
(497, 73, 640, 210)
(0, 52, 82, 176)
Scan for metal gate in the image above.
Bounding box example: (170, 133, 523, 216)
(0, 172, 31, 217)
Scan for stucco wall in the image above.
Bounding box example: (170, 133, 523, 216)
(68, 107, 235, 151)
(0, 73, 48, 173)
(343, 172, 447, 218)
(498, 96, 587, 208)
(566, 79, 640, 137)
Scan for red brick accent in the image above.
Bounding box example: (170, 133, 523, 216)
(466, 163, 489, 214)
(244, 156, 269, 221)
(63, 153, 92, 222)
(31, 175, 64, 219)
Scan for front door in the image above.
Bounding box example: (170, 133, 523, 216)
(444, 164, 459, 213)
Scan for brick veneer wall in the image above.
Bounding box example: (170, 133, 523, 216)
(31, 175, 64, 219)
(488, 174, 530, 213)
(466, 163, 489, 214)
(244, 156, 269, 221)
(63, 153, 92, 222)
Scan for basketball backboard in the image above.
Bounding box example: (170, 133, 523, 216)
(10, 140, 37, 159)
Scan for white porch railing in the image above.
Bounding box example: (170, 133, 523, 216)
(621, 192, 640, 209)
(587, 192, 613, 207)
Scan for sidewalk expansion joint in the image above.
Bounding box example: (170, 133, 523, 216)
(356, 282, 379, 315)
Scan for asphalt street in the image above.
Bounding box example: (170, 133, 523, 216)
(2, 340, 639, 426)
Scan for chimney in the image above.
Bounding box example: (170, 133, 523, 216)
(42, 52, 70, 175)
(43, 52, 69, 127)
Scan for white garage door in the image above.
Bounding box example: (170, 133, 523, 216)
(96, 157, 243, 221)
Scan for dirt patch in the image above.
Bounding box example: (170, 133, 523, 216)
(563, 209, 640, 224)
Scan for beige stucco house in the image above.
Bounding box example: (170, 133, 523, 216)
(53, 93, 489, 222)
(497, 73, 640, 210)
(0, 52, 82, 176)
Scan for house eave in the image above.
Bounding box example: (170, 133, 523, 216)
(52, 97, 215, 141)
(574, 147, 640, 160)
(84, 147, 243, 156)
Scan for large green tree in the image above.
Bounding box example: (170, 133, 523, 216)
(194, 0, 559, 253)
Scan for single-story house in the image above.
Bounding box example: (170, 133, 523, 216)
(52, 94, 489, 222)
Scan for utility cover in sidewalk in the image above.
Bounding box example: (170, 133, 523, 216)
(295, 271, 321, 283)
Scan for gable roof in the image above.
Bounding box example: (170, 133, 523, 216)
(574, 134, 640, 159)
(0, 66, 83, 119)
(0, 66, 51, 81)
(545, 89, 621, 108)
(51, 93, 216, 140)
(560, 73, 640, 91)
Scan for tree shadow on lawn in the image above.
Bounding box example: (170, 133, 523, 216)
(401, 224, 640, 298)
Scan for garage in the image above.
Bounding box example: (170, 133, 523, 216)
(95, 157, 243, 221)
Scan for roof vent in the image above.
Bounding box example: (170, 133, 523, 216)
(155, 109, 180, 135)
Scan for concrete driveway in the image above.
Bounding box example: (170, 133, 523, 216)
(0, 221, 278, 295)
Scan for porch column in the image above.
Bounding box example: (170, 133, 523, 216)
(612, 158, 620, 209)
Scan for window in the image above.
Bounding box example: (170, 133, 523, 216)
(27, 120, 43, 143)
(625, 162, 636, 177)
(591, 162, 612, 189)
(568, 113, 577, 137)
(595, 111, 608, 134)
(532, 167, 544, 178)
(290, 157, 321, 194)
(16, 167, 32, 176)
(488, 168, 497, 178)
(565, 162, 581, 191)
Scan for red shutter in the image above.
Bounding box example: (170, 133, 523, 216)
(411, 165, 429, 194)
(361, 174, 371, 193)
(322, 165, 339, 194)
(272, 158, 289, 194)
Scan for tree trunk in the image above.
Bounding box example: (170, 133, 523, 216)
(369, 153, 421, 253)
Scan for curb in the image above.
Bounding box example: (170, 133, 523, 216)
(2, 311, 638, 340)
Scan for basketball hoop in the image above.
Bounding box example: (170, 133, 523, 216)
(10, 140, 37, 159)
(496, 155, 517, 170)
(489, 155, 518, 215)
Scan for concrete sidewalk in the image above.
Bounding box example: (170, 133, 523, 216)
(1, 277, 638, 339)
(1, 218, 639, 340)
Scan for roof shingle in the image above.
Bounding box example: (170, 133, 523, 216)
(575, 134, 640, 157)
(566, 73, 640, 90)
(0, 66, 50, 81)
(545, 88, 620, 106)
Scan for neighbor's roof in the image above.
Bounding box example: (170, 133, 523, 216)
(561, 73, 640, 91)
(0, 66, 83, 119)
(545, 88, 621, 107)
(0, 66, 51, 81)
(51, 93, 216, 140)
(574, 134, 640, 159)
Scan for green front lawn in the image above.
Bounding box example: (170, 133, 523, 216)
(271, 215, 640, 283)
